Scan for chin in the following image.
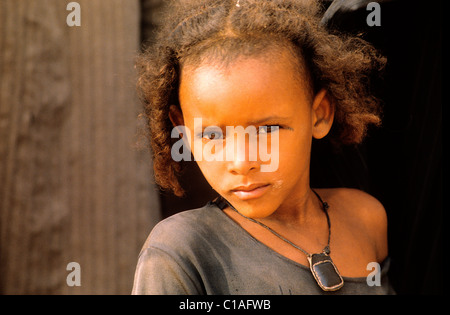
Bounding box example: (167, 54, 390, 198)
(229, 198, 278, 219)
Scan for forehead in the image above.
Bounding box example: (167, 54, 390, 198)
(179, 51, 312, 125)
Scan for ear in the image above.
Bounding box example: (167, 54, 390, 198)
(311, 89, 334, 140)
(169, 105, 184, 127)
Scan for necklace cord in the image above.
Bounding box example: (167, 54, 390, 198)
(219, 189, 332, 257)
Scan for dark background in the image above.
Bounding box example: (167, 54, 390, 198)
(149, 0, 443, 295)
(317, 0, 443, 295)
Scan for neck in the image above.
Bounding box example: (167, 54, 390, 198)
(262, 187, 324, 228)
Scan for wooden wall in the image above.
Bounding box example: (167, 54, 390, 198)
(0, 0, 161, 294)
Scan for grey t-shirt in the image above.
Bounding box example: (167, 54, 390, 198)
(132, 201, 394, 295)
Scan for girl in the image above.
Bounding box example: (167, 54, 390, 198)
(132, 0, 393, 294)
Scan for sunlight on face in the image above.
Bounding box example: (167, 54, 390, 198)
(178, 51, 317, 218)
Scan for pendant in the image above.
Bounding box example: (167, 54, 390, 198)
(307, 253, 344, 291)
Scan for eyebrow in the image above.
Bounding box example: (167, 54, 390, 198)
(199, 116, 293, 130)
(247, 116, 291, 125)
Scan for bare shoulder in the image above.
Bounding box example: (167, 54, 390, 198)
(316, 187, 386, 223)
(315, 188, 388, 261)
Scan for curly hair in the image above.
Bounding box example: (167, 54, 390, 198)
(136, 0, 386, 196)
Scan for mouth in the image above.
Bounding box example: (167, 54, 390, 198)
(230, 183, 270, 201)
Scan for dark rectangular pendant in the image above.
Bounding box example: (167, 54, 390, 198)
(308, 253, 344, 291)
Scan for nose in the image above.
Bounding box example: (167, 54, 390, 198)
(227, 159, 260, 175)
(226, 140, 260, 175)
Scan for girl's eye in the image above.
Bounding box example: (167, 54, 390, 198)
(258, 125, 280, 134)
(203, 130, 223, 140)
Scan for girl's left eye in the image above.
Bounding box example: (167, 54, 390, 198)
(258, 125, 280, 134)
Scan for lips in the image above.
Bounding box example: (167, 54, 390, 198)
(231, 183, 270, 200)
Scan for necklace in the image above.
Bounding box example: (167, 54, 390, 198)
(215, 190, 344, 292)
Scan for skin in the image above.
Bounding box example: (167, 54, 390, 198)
(170, 49, 388, 277)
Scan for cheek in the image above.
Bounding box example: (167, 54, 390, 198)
(196, 160, 226, 190)
(279, 129, 312, 163)
(274, 133, 312, 179)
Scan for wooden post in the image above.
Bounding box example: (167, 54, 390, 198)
(0, 0, 161, 294)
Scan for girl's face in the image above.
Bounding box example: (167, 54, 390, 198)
(174, 50, 333, 218)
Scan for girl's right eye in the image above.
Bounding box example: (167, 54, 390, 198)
(202, 129, 223, 140)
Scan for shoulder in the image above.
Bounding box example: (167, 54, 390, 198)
(140, 203, 224, 254)
(328, 187, 385, 213)
(317, 187, 387, 224)
(134, 207, 218, 295)
(316, 188, 388, 261)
